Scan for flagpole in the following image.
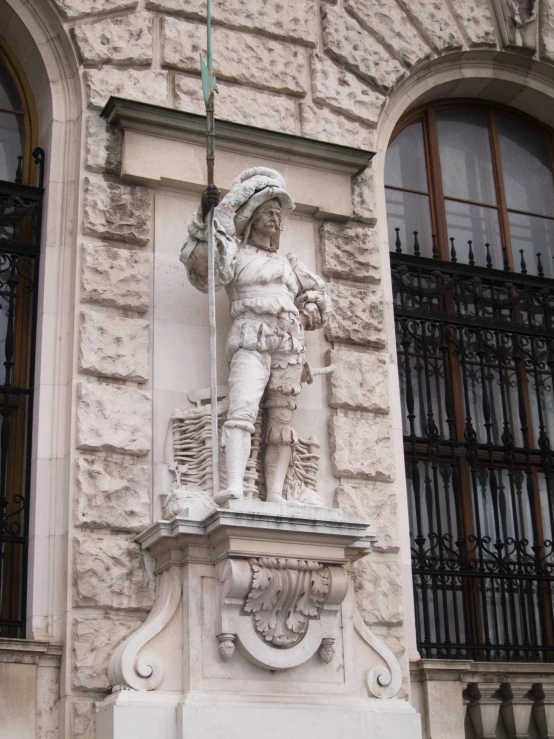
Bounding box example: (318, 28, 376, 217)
(201, 0, 219, 496)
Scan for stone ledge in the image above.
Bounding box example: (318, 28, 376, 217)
(102, 96, 374, 176)
(0, 638, 63, 665)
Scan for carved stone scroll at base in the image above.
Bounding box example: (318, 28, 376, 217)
(107, 567, 182, 691)
(353, 608, 402, 699)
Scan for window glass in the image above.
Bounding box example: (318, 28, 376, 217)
(0, 60, 22, 111)
(444, 200, 503, 268)
(436, 108, 497, 205)
(0, 110, 24, 182)
(385, 120, 428, 192)
(497, 112, 554, 216)
(386, 189, 433, 257)
(508, 211, 554, 278)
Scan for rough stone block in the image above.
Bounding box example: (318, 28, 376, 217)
(81, 242, 150, 313)
(71, 702, 95, 739)
(322, 7, 404, 91)
(75, 456, 150, 532)
(85, 115, 122, 176)
(80, 310, 149, 382)
(352, 165, 377, 223)
(83, 175, 152, 245)
(329, 412, 394, 481)
(174, 76, 296, 134)
(84, 69, 168, 110)
(320, 221, 380, 283)
(395, 0, 463, 52)
(448, 0, 496, 47)
(311, 53, 385, 124)
(325, 282, 385, 347)
(73, 11, 153, 65)
(162, 17, 307, 95)
(77, 382, 151, 456)
(335, 482, 398, 552)
(327, 347, 389, 413)
(541, 1, 554, 61)
(51, 0, 137, 20)
(345, 0, 431, 67)
(147, 0, 317, 46)
(300, 103, 375, 150)
(72, 618, 142, 691)
(73, 532, 155, 609)
(354, 559, 404, 625)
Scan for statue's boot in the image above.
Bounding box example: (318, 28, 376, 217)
(214, 427, 251, 505)
(264, 443, 292, 504)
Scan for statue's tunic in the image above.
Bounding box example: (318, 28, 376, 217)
(181, 212, 330, 442)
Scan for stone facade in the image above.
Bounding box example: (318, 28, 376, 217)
(8, 0, 554, 737)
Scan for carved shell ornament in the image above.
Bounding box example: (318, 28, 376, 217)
(244, 557, 330, 648)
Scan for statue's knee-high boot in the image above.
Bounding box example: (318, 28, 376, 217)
(214, 427, 251, 505)
(264, 443, 292, 503)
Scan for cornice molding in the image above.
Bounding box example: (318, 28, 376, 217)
(101, 97, 374, 177)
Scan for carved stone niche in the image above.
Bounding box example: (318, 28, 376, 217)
(97, 505, 421, 739)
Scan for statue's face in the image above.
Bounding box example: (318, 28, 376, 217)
(250, 200, 282, 239)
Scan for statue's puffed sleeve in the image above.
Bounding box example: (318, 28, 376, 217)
(287, 253, 332, 329)
(180, 209, 238, 293)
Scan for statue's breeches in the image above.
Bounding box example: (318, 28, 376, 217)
(224, 348, 303, 444)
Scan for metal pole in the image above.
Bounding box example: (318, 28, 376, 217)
(201, 0, 219, 495)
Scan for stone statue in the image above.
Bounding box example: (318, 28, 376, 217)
(181, 168, 331, 506)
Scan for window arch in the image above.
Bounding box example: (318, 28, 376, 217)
(386, 101, 554, 662)
(0, 37, 42, 638)
(386, 101, 554, 278)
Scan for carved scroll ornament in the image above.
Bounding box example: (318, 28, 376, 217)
(107, 567, 182, 691)
(244, 557, 330, 648)
(216, 557, 347, 671)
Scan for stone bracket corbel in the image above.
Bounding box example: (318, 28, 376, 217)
(465, 682, 502, 739)
(107, 566, 182, 691)
(499, 683, 534, 739)
(353, 608, 402, 699)
(532, 683, 554, 739)
(215, 557, 348, 671)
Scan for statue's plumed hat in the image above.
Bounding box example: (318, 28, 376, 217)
(214, 167, 295, 238)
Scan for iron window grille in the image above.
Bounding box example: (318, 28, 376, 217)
(392, 239, 554, 662)
(0, 148, 44, 638)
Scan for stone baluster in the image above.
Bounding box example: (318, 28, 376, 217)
(465, 682, 502, 739)
(499, 683, 533, 739)
(532, 683, 554, 739)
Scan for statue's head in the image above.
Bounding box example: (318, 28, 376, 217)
(245, 198, 282, 250)
(216, 168, 294, 248)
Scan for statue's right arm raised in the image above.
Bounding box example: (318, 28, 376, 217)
(180, 185, 238, 293)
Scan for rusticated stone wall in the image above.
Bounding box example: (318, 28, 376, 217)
(32, 0, 554, 734)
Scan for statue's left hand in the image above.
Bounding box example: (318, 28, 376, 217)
(201, 184, 221, 219)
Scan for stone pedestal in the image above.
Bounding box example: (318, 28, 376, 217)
(96, 504, 421, 739)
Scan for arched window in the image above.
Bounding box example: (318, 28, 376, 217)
(0, 38, 42, 638)
(386, 103, 554, 276)
(386, 102, 554, 662)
